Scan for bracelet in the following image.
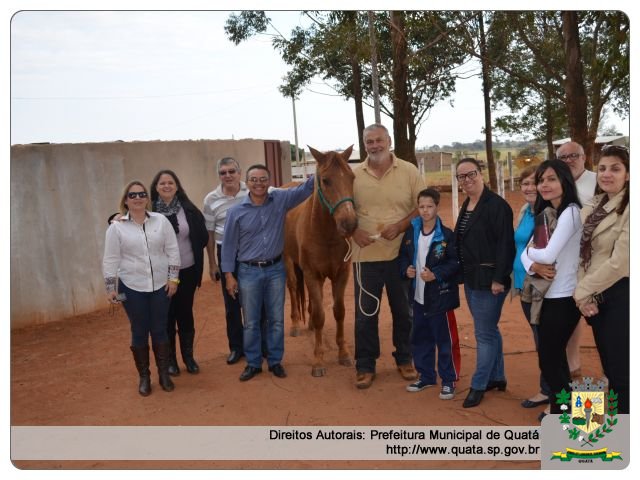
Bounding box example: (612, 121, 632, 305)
(169, 278, 180, 284)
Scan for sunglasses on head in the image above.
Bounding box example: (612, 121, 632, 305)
(127, 191, 148, 199)
(601, 144, 629, 155)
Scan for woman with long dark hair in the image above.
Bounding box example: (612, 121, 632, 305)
(149, 170, 209, 375)
(521, 160, 582, 416)
(574, 145, 629, 413)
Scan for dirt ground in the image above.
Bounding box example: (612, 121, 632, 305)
(10, 191, 602, 470)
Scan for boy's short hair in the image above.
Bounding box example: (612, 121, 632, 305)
(417, 187, 440, 206)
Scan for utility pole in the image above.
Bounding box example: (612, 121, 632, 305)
(368, 10, 381, 123)
(291, 96, 306, 177)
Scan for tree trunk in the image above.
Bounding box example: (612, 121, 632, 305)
(343, 11, 366, 161)
(351, 57, 366, 161)
(544, 92, 555, 160)
(479, 13, 497, 190)
(390, 11, 415, 165)
(562, 11, 593, 169)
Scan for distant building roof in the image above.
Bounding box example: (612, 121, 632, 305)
(552, 135, 628, 146)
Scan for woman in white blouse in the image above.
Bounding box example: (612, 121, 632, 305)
(103, 181, 180, 396)
(521, 160, 582, 417)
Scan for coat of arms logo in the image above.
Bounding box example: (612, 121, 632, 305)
(551, 377, 622, 462)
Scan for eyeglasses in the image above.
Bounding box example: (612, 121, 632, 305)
(248, 176, 269, 184)
(219, 169, 237, 176)
(455, 170, 479, 182)
(127, 191, 148, 199)
(556, 152, 582, 162)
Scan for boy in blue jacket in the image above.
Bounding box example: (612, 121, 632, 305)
(399, 188, 461, 399)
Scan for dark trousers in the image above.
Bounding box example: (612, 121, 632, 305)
(538, 296, 581, 414)
(217, 247, 244, 352)
(520, 300, 551, 397)
(587, 278, 629, 414)
(119, 281, 170, 347)
(167, 264, 199, 339)
(353, 259, 413, 373)
(411, 302, 461, 386)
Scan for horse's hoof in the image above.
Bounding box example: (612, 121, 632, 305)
(311, 366, 326, 377)
(339, 357, 353, 367)
(290, 327, 301, 337)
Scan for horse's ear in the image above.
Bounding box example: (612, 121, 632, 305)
(308, 146, 326, 164)
(341, 145, 354, 162)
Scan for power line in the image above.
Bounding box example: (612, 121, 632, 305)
(11, 85, 273, 101)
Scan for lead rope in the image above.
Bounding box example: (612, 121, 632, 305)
(344, 238, 381, 317)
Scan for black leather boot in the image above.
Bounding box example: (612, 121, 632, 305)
(463, 388, 485, 408)
(180, 331, 200, 374)
(130, 345, 152, 397)
(152, 342, 175, 392)
(167, 334, 181, 376)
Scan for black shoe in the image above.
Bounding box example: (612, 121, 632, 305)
(521, 397, 549, 408)
(239, 366, 262, 382)
(538, 411, 548, 422)
(268, 363, 287, 378)
(463, 388, 485, 408)
(227, 350, 244, 365)
(167, 359, 181, 377)
(486, 379, 507, 391)
(184, 357, 200, 374)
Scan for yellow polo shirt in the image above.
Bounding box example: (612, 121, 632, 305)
(351, 154, 425, 262)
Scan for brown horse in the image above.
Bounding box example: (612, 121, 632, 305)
(283, 146, 358, 377)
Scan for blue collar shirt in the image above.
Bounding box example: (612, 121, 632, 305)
(220, 175, 314, 272)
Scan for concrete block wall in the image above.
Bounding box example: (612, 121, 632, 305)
(10, 138, 291, 329)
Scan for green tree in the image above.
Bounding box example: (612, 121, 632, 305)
(226, 11, 467, 166)
(481, 11, 628, 168)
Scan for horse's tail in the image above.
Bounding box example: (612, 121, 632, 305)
(294, 263, 306, 325)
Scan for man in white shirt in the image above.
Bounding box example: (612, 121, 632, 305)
(554, 140, 597, 380)
(203, 157, 249, 365)
(556, 141, 597, 204)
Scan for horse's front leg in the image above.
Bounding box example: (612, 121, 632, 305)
(305, 276, 326, 376)
(332, 268, 353, 367)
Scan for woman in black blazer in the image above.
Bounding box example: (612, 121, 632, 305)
(150, 170, 209, 376)
(454, 158, 515, 408)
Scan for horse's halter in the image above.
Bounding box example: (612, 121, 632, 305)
(316, 174, 354, 216)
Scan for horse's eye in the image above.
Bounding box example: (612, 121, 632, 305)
(322, 178, 331, 186)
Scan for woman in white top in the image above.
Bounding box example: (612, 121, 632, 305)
(103, 181, 180, 396)
(521, 160, 582, 416)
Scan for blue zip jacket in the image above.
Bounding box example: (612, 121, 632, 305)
(399, 216, 461, 315)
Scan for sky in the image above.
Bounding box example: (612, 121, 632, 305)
(9, 9, 630, 152)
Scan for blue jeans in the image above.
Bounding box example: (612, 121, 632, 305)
(237, 261, 286, 368)
(464, 285, 507, 390)
(353, 259, 413, 373)
(119, 281, 170, 347)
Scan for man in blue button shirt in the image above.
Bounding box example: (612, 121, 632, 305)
(221, 164, 314, 381)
